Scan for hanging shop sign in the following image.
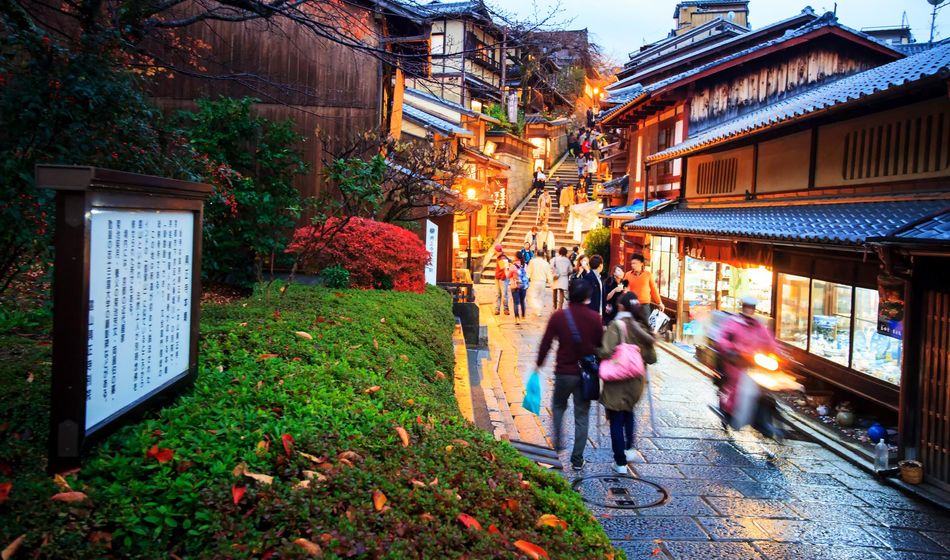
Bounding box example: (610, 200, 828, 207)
(38, 165, 211, 472)
(424, 219, 438, 285)
(876, 274, 905, 339)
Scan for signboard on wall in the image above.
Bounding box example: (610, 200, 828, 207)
(507, 92, 518, 125)
(38, 166, 211, 471)
(424, 219, 438, 285)
(877, 274, 904, 339)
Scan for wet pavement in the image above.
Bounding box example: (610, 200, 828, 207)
(471, 283, 950, 559)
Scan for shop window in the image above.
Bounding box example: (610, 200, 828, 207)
(719, 265, 773, 316)
(650, 236, 678, 299)
(656, 119, 677, 178)
(777, 273, 809, 349)
(809, 280, 853, 367)
(683, 257, 716, 340)
(851, 287, 902, 385)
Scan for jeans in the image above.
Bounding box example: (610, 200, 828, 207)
(552, 288, 566, 310)
(607, 409, 636, 466)
(511, 287, 526, 317)
(552, 374, 591, 466)
(495, 279, 509, 313)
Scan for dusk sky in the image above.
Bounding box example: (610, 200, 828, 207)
(488, 0, 945, 64)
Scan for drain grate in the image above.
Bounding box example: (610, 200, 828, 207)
(572, 475, 669, 510)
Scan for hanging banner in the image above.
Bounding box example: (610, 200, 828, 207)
(424, 219, 438, 285)
(876, 274, 904, 339)
(507, 92, 518, 125)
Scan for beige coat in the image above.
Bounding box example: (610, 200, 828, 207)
(559, 186, 575, 208)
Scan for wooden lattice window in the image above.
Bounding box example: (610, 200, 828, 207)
(841, 110, 950, 180)
(696, 157, 739, 195)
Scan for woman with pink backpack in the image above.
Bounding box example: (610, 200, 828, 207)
(597, 292, 656, 474)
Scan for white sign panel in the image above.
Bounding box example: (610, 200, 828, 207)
(424, 219, 438, 285)
(507, 92, 519, 125)
(85, 210, 194, 430)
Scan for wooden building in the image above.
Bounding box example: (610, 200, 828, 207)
(621, 40, 950, 488)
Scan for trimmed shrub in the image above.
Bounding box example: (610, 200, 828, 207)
(289, 217, 429, 293)
(583, 226, 611, 271)
(321, 264, 350, 289)
(0, 285, 620, 559)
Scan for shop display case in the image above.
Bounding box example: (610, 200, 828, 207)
(851, 287, 902, 385)
(809, 280, 852, 367)
(718, 264, 773, 316)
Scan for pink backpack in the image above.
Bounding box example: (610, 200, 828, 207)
(598, 320, 646, 382)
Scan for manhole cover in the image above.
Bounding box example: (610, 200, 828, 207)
(571, 475, 669, 509)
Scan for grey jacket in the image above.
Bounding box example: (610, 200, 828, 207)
(550, 256, 573, 290)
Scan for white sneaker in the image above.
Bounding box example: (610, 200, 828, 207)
(612, 463, 627, 475)
(624, 448, 637, 463)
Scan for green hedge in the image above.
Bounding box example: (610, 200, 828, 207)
(0, 285, 618, 559)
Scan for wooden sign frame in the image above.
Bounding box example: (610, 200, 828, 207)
(37, 165, 212, 472)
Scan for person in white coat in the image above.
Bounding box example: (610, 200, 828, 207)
(537, 224, 556, 259)
(526, 250, 553, 317)
(550, 247, 573, 310)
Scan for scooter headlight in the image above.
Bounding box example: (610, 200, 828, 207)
(753, 353, 779, 371)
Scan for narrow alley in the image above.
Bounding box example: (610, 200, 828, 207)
(469, 284, 950, 560)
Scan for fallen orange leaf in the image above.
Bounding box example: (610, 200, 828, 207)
(52, 474, 72, 492)
(536, 514, 568, 529)
(394, 426, 410, 448)
(451, 438, 471, 448)
(295, 331, 313, 340)
(146, 445, 174, 463)
(299, 452, 325, 464)
(457, 513, 481, 531)
(259, 353, 279, 360)
(513, 540, 549, 559)
(293, 538, 322, 557)
(2, 534, 25, 560)
(50, 491, 88, 503)
(487, 524, 501, 535)
(410, 479, 426, 488)
(372, 489, 387, 511)
(0, 483, 10, 504)
(231, 485, 245, 505)
(364, 386, 381, 394)
(88, 531, 112, 548)
(373, 339, 379, 349)
(435, 370, 446, 380)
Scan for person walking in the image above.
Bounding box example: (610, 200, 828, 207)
(537, 188, 553, 225)
(586, 106, 596, 129)
(569, 246, 580, 266)
(599, 292, 655, 474)
(603, 265, 627, 324)
(550, 247, 572, 310)
(526, 249, 552, 317)
(493, 246, 510, 316)
(575, 184, 589, 203)
(524, 225, 539, 248)
(536, 280, 604, 470)
(622, 253, 664, 313)
(517, 241, 534, 267)
(576, 154, 586, 179)
(534, 167, 547, 197)
(538, 223, 556, 259)
(583, 255, 606, 317)
(581, 136, 592, 157)
(559, 181, 575, 215)
(508, 257, 528, 322)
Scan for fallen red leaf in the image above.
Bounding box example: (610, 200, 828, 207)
(487, 524, 500, 535)
(513, 540, 549, 559)
(259, 353, 279, 360)
(281, 434, 295, 457)
(50, 491, 88, 503)
(457, 513, 482, 531)
(0, 482, 11, 504)
(146, 445, 174, 463)
(372, 489, 387, 511)
(231, 485, 246, 505)
(293, 538, 322, 556)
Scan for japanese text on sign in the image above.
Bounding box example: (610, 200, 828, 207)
(85, 210, 194, 430)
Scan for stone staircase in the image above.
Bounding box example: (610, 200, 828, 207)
(480, 154, 604, 281)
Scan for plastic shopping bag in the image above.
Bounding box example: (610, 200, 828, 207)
(648, 308, 671, 333)
(522, 369, 542, 415)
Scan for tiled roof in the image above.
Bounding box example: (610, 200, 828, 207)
(404, 87, 501, 124)
(893, 38, 950, 56)
(647, 42, 950, 162)
(622, 200, 950, 245)
(898, 210, 950, 241)
(524, 114, 570, 125)
(602, 12, 898, 126)
(402, 105, 473, 137)
(414, 0, 485, 18)
(610, 8, 819, 92)
(624, 17, 748, 66)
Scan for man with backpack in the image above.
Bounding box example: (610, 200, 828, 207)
(536, 281, 604, 470)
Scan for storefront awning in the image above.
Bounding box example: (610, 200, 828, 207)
(599, 198, 671, 219)
(622, 199, 950, 246)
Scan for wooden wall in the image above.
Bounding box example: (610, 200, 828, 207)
(689, 42, 882, 134)
(149, 6, 383, 200)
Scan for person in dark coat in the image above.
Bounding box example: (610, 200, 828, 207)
(583, 254, 606, 317)
(536, 280, 604, 470)
(603, 265, 626, 324)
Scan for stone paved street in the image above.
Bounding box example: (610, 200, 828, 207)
(472, 284, 950, 559)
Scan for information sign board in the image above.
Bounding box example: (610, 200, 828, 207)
(38, 166, 211, 471)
